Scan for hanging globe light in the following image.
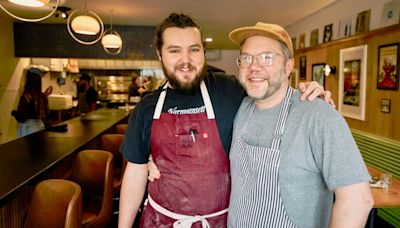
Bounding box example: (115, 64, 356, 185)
(101, 9, 123, 55)
(0, 0, 59, 22)
(71, 14, 101, 35)
(8, 0, 49, 7)
(66, 1, 104, 46)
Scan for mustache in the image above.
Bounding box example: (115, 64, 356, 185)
(176, 62, 196, 70)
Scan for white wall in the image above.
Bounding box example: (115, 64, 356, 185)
(286, 0, 396, 48)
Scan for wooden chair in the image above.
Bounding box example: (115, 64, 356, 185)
(70, 150, 114, 228)
(115, 124, 128, 134)
(99, 134, 126, 192)
(24, 179, 82, 228)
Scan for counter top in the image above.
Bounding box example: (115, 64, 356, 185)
(0, 108, 130, 205)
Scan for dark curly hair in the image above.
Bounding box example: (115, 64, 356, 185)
(153, 13, 205, 54)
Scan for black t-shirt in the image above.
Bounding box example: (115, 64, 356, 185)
(86, 86, 98, 104)
(121, 72, 245, 164)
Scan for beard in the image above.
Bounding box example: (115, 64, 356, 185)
(240, 65, 287, 101)
(162, 62, 207, 94)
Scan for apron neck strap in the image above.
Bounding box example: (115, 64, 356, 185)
(153, 81, 215, 119)
(200, 81, 215, 119)
(271, 86, 294, 149)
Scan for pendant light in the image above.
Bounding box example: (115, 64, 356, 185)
(101, 9, 122, 55)
(67, 0, 104, 45)
(0, 0, 59, 22)
(8, 0, 49, 7)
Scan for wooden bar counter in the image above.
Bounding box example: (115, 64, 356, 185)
(0, 108, 130, 228)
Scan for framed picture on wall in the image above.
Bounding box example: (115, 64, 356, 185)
(299, 56, 307, 80)
(310, 29, 319, 47)
(380, 0, 400, 27)
(356, 9, 371, 34)
(338, 17, 352, 38)
(312, 63, 325, 87)
(290, 69, 299, 88)
(338, 45, 368, 121)
(381, 99, 391, 113)
(299, 33, 306, 50)
(377, 43, 399, 90)
(323, 24, 333, 43)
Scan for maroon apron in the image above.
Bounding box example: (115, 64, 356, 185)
(140, 81, 230, 228)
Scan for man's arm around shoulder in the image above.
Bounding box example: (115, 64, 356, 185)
(330, 182, 374, 228)
(118, 162, 148, 228)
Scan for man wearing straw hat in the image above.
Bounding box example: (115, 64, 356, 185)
(227, 22, 373, 228)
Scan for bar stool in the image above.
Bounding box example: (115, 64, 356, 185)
(70, 150, 114, 228)
(99, 134, 126, 192)
(115, 124, 128, 134)
(24, 179, 82, 228)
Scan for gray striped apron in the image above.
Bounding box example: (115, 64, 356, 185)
(228, 86, 297, 228)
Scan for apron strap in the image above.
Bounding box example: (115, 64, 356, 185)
(153, 82, 169, 119)
(200, 81, 215, 119)
(153, 81, 215, 120)
(271, 86, 293, 150)
(146, 194, 228, 228)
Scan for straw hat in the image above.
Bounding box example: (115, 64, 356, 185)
(229, 22, 293, 56)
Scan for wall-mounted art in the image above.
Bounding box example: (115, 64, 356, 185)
(310, 29, 319, 47)
(380, 0, 400, 27)
(299, 56, 307, 80)
(356, 9, 371, 34)
(381, 99, 391, 113)
(338, 17, 352, 38)
(338, 45, 367, 121)
(323, 24, 333, 43)
(312, 63, 325, 87)
(377, 43, 399, 90)
(299, 33, 306, 50)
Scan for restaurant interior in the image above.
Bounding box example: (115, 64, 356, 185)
(0, 0, 399, 227)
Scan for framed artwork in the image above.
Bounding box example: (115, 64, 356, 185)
(381, 99, 391, 113)
(290, 69, 299, 88)
(323, 24, 333, 43)
(338, 45, 368, 121)
(291, 37, 297, 50)
(299, 56, 307, 80)
(299, 33, 306, 50)
(310, 29, 319, 47)
(377, 43, 399, 90)
(380, 0, 400, 27)
(356, 9, 371, 34)
(338, 17, 352, 38)
(312, 63, 325, 87)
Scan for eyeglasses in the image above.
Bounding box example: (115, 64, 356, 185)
(236, 52, 285, 68)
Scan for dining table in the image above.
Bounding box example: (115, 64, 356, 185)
(367, 165, 400, 227)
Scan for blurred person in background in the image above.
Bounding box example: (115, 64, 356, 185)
(77, 73, 98, 114)
(12, 67, 52, 137)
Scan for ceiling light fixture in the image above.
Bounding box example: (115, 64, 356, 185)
(54, 6, 70, 19)
(101, 9, 122, 55)
(8, 0, 49, 7)
(0, 0, 59, 22)
(66, 0, 104, 45)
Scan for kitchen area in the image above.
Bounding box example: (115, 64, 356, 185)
(30, 57, 164, 121)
